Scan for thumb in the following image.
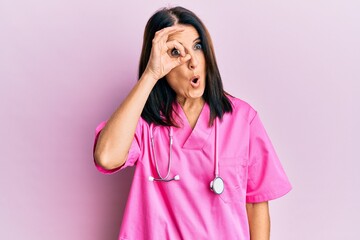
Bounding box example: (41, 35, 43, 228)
(168, 54, 191, 72)
(178, 54, 191, 65)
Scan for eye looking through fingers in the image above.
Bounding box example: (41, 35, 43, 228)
(168, 41, 203, 58)
(170, 48, 181, 57)
(166, 40, 185, 58)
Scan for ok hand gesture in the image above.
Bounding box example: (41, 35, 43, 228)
(144, 26, 191, 81)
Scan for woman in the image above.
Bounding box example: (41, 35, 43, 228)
(93, 6, 292, 240)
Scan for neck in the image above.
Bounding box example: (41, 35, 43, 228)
(176, 97, 205, 111)
(176, 97, 205, 129)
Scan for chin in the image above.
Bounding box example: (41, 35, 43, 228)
(189, 90, 205, 99)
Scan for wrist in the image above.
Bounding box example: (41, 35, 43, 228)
(142, 69, 159, 83)
(140, 70, 159, 86)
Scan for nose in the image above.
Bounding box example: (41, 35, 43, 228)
(188, 52, 199, 70)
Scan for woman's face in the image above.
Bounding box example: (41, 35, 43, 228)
(165, 24, 206, 102)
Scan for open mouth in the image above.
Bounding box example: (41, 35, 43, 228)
(190, 75, 200, 84)
(190, 75, 201, 88)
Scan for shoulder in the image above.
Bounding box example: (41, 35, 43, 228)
(225, 94, 258, 124)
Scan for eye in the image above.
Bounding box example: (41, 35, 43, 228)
(171, 48, 181, 57)
(194, 42, 202, 50)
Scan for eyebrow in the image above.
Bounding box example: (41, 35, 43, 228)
(178, 37, 201, 45)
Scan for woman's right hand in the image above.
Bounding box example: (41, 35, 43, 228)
(144, 26, 192, 81)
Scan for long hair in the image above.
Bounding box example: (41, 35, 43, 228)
(139, 6, 232, 127)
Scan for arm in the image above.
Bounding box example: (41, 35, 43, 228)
(246, 201, 270, 240)
(94, 26, 191, 170)
(94, 73, 157, 170)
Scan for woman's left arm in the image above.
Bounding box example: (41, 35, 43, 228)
(246, 201, 270, 240)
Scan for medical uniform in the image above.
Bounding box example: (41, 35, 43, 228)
(93, 96, 292, 240)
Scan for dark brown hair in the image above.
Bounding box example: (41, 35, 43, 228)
(139, 6, 232, 127)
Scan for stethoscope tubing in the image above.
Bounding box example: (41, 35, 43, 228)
(214, 117, 219, 177)
(149, 125, 175, 181)
(148, 119, 224, 194)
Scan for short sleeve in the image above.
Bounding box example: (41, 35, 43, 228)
(246, 112, 292, 203)
(92, 120, 142, 174)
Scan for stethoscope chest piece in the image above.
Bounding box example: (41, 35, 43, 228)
(210, 176, 224, 195)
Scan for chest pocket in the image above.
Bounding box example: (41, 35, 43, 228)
(218, 157, 247, 204)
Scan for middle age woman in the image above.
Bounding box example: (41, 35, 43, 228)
(93, 6, 292, 240)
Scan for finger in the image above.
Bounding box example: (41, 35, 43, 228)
(179, 54, 191, 64)
(169, 54, 191, 69)
(166, 40, 186, 57)
(156, 26, 185, 37)
(153, 26, 185, 43)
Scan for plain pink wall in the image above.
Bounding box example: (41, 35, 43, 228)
(1, 0, 359, 239)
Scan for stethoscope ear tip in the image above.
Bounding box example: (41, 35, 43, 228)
(148, 176, 155, 181)
(174, 175, 180, 181)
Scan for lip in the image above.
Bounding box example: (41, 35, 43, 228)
(190, 75, 201, 87)
(190, 75, 200, 83)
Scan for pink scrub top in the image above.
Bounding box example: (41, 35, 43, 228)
(93, 96, 292, 240)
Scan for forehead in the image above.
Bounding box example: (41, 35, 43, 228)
(167, 24, 200, 44)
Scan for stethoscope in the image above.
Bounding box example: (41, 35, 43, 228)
(148, 118, 224, 195)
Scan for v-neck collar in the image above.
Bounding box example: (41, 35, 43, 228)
(172, 101, 214, 150)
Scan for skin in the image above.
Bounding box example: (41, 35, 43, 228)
(164, 25, 206, 127)
(94, 24, 270, 240)
(147, 24, 206, 127)
(247, 201, 270, 240)
(94, 25, 190, 170)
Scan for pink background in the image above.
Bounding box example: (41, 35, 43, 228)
(1, 0, 359, 239)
